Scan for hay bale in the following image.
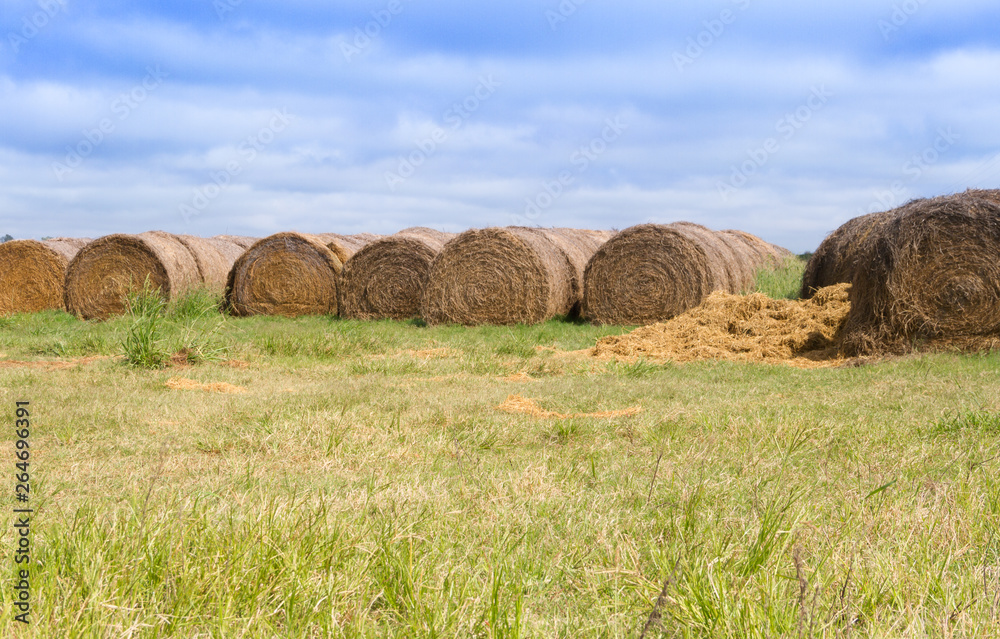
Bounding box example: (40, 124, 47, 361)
(840, 193, 1000, 355)
(225, 232, 346, 317)
(317, 233, 383, 266)
(670, 222, 737, 293)
(421, 227, 612, 325)
(339, 227, 455, 320)
(65, 231, 201, 319)
(174, 235, 248, 289)
(961, 188, 1000, 206)
(583, 223, 780, 325)
(212, 235, 258, 249)
(0, 238, 90, 314)
(800, 211, 894, 298)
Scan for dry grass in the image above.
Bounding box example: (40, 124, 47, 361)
(2, 300, 999, 636)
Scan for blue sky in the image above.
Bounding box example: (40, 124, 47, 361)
(2, 0, 999, 251)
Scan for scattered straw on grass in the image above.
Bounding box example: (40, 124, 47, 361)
(500, 372, 535, 382)
(497, 394, 642, 419)
(164, 376, 246, 394)
(592, 283, 851, 368)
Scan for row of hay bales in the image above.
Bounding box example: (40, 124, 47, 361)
(801, 188, 1000, 355)
(0, 223, 788, 325)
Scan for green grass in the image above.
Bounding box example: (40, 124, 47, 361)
(1, 299, 999, 637)
(748, 256, 808, 299)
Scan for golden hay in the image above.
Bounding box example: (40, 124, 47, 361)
(225, 232, 381, 317)
(592, 283, 851, 368)
(225, 232, 343, 317)
(496, 394, 642, 419)
(317, 233, 383, 266)
(164, 376, 246, 394)
(840, 193, 1000, 355)
(339, 227, 455, 320)
(800, 211, 894, 298)
(65, 231, 202, 320)
(0, 238, 90, 314)
(421, 227, 614, 325)
(212, 235, 258, 250)
(583, 223, 792, 325)
(174, 235, 249, 290)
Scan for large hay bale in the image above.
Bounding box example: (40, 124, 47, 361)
(213, 235, 258, 250)
(0, 238, 90, 314)
(65, 231, 201, 319)
(339, 227, 455, 320)
(225, 232, 346, 317)
(961, 188, 1000, 206)
(582, 223, 784, 325)
(317, 233, 383, 266)
(421, 227, 612, 325)
(840, 193, 1000, 355)
(174, 235, 248, 289)
(800, 211, 894, 298)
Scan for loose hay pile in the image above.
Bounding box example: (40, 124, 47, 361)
(582, 223, 788, 325)
(164, 376, 246, 394)
(0, 238, 90, 314)
(592, 283, 851, 367)
(225, 232, 379, 317)
(340, 227, 455, 320)
(65, 231, 202, 319)
(838, 191, 1000, 355)
(421, 227, 615, 325)
(497, 394, 643, 419)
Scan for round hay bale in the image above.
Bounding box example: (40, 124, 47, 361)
(669, 222, 739, 294)
(212, 235, 258, 250)
(225, 232, 345, 317)
(582, 223, 723, 325)
(174, 235, 248, 290)
(800, 211, 894, 298)
(841, 193, 1000, 355)
(339, 227, 455, 320)
(714, 231, 757, 291)
(421, 227, 610, 325)
(316, 233, 383, 266)
(721, 230, 790, 265)
(961, 188, 1000, 206)
(0, 238, 90, 314)
(65, 231, 201, 320)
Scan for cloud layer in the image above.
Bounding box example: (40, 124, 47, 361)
(2, 0, 999, 251)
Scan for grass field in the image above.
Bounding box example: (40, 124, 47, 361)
(1, 263, 999, 637)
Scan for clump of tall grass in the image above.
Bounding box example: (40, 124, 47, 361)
(121, 279, 168, 368)
(120, 284, 229, 368)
